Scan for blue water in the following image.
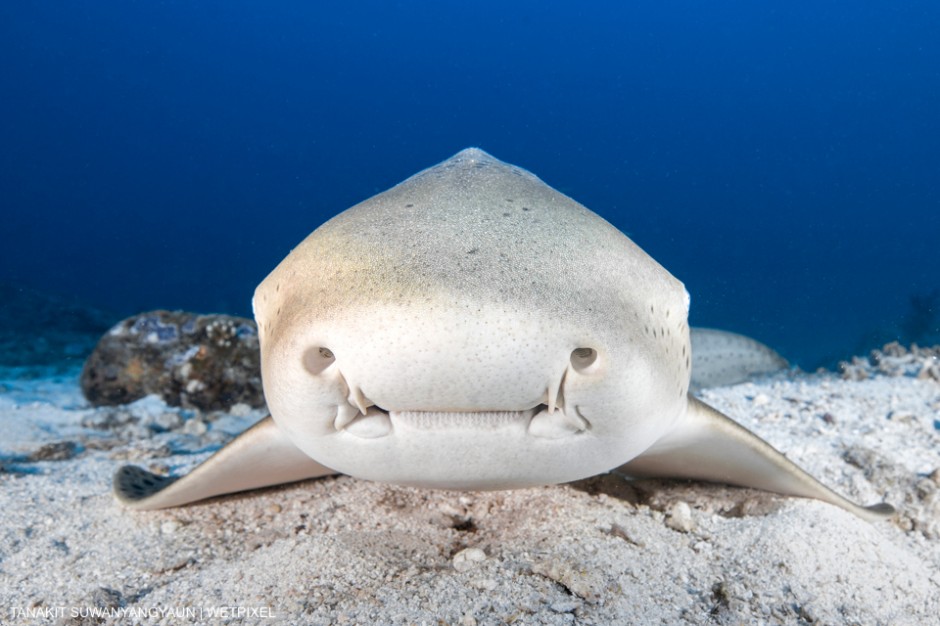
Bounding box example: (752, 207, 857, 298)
(2, 1, 938, 369)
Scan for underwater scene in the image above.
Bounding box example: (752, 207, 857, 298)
(2, 1, 938, 372)
(1, 3, 939, 624)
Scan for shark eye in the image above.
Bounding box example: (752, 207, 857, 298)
(303, 346, 336, 375)
(570, 347, 598, 372)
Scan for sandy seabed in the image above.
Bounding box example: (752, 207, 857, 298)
(0, 365, 938, 625)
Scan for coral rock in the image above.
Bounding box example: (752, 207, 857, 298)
(839, 342, 940, 382)
(81, 311, 264, 411)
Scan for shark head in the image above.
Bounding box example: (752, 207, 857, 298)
(114, 148, 892, 522)
(252, 148, 692, 488)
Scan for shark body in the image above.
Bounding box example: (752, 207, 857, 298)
(114, 148, 892, 522)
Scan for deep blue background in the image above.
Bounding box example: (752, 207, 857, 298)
(2, 1, 938, 368)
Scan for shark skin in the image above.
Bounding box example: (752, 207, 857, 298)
(113, 148, 893, 522)
(689, 327, 789, 390)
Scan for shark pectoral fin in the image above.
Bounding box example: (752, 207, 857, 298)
(618, 395, 895, 522)
(113, 416, 337, 510)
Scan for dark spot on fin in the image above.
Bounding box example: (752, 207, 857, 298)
(113, 465, 179, 503)
(863, 502, 896, 518)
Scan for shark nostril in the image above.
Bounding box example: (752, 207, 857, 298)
(570, 347, 598, 373)
(303, 346, 336, 376)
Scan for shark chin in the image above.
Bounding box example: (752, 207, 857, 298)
(286, 406, 623, 490)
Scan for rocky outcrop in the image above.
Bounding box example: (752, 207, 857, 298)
(81, 310, 264, 411)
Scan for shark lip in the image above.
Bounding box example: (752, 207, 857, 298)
(390, 407, 538, 429)
(334, 404, 589, 439)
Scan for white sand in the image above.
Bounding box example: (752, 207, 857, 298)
(1, 367, 938, 625)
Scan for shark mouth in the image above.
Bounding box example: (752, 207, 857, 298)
(333, 404, 589, 440)
(311, 345, 601, 442)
